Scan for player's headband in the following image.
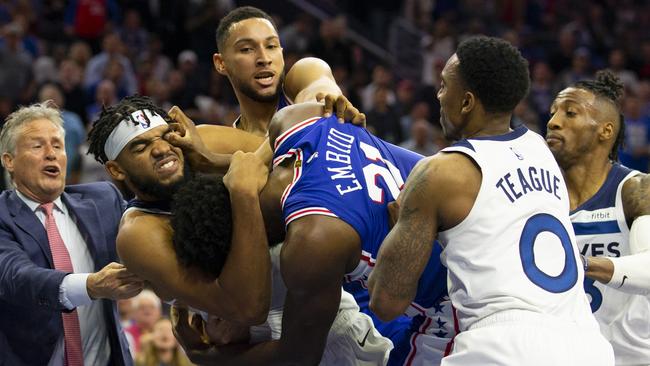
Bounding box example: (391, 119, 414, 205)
(104, 109, 167, 161)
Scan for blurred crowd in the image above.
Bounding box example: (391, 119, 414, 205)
(1, 0, 649, 191)
(118, 291, 193, 366)
(0, 0, 649, 363)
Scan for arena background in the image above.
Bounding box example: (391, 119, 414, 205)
(0, 0, 648, 362)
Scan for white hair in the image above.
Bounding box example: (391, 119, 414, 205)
(0, 101, 65, 167)
(131, 289, 162, 310)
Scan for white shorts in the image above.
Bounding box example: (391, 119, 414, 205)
(442, 310, 614, 366)
(319, 290, 394, 366)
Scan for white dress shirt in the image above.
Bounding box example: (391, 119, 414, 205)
(16, 191, 110, 366)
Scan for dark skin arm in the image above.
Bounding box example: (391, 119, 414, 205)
(368, 153, 481, 321)
(164, 106, 266, 173)
(585, 173, 650, 284)
(284, 57, 365, 125)
(175, 215, 361, 365)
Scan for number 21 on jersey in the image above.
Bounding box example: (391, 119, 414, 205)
(359, 142, 405, 204)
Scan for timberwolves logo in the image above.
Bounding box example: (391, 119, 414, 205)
(131, 110, 150, 129)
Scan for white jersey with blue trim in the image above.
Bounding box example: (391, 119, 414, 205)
(570, 163, 650, 365)
(437, 127, 596, 332)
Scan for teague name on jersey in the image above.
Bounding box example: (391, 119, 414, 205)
(496, 166, 562, 203)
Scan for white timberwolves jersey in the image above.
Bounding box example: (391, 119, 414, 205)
(570, 164, 650, 365)
(437, 127, 595, 332)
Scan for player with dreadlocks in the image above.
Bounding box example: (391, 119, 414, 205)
(547, 70, 650, 364)
(546, 71, 650, 365)
(87, 94, 272, 325)
(88, 89, 371, 352)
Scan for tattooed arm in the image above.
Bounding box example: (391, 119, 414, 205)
(368, 152, 480, 321)
(585, 173, 650, 295)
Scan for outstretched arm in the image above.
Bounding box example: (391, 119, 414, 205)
(164, 106, 265, 173)
(585, 173, 650, 295)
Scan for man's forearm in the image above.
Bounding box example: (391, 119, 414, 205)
(218, 190, 271, 324)
(190, 150, 232, 174)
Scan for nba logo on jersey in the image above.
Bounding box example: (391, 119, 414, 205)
(131, 110, 150, 129)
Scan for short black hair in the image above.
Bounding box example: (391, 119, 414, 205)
(574, 70, 625, 161)
(456, 36, 530, 114)
(87, 95, 171, 164)
(216, 6, 277, 52)
(171, 174, 232, 278)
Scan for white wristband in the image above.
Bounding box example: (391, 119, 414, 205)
(607, 215, 650, 295)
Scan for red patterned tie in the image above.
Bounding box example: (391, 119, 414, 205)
(41, 203, 84, 366)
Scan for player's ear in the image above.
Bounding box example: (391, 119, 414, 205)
(599, 120, 615, 143)
(105, 160, 126, 181)
(461, 91, 475, 115)
(213, 53, 227, 75)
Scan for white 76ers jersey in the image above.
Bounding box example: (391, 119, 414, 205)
(570, 164, 650, 365)
(437, 127, 596, 332)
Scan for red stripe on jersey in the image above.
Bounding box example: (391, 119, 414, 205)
(405, 316, 433, 366)
(444, 305, 460, 357)
(274, 116, 321, 152)
(285, 207, 338, 225)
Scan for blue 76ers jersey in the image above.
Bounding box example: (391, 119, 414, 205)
(273, 115, 422, 276)
(274, 116, 455, 364)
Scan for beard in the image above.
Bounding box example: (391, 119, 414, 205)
(233, 71, 286, 103)
(128, 163, 193, 201)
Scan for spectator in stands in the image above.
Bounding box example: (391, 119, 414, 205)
(33, 56, 58, 85)
(400, 118, 440, 156)
(137, 35, 172, 85)
(308, 16, 353, 76)
(608, 48, 639, 93)
(58, 58, 89, 125)
(366, 85, 402, 143)
(399, 100, 430, 141)
(638, 41, 650, 80)
(68, 40, 93, 69)
(394, 79, 416, 121)
(549, 29, 577, 74)
(125, 289, 162, 356)
(619, 95, 650, 173)
(279, 13, 313, 54)
(86, 79, 118, 123)
(64, 0, 120, 52)
(556, 47, 593, 91)
(118, 9, 148, 63)
(361, 64, 395, 111)
(174, 50, 207, 117)
(0, 22, 33, 105)
(84, 33, 137, 96)
(135, 318, 192, 366)
(528, 61, 556, 133)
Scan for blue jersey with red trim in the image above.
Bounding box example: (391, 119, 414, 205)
(273, 114, 449, 308)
